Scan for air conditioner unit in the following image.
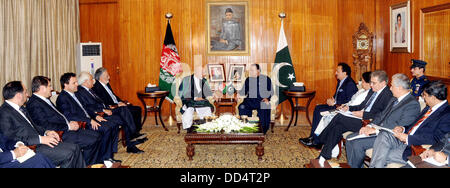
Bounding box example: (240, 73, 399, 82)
(76, 42, 102, 76)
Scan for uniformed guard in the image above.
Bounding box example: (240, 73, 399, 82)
(410, 59, 430, 97)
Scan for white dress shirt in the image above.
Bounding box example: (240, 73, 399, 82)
(365, 86, 387, 112)
(406, 100, 448, 145)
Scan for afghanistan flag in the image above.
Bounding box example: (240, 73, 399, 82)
(273, 20, 296, 104)
(159, 22, 183, 102)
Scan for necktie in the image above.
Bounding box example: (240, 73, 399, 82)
(71, 95, 91, 118)
(46, 99, 70, 125)
(408, 109, 433, 134)
(88, 89, 106, 108)
(19, 107, 36, 130)
(364, 92, 377, 112)
(104, 84, 119, 104)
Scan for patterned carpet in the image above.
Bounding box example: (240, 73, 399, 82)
(114, 117, 348, 168)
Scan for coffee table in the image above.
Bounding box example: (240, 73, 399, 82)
(184, 125, 265, 161)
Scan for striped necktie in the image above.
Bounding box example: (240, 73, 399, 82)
(408, 109, 432, 134)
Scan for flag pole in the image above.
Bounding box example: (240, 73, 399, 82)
(278, 12, 286, 124)
(165, 12, 175, 125)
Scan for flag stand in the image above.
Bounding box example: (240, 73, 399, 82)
(164, 12, 175, 125)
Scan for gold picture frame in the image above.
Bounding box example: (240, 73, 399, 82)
(390, 1, 412, 53)
(206, 0, 250, 56)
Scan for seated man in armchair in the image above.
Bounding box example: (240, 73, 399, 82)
(179, 66, 215, 130)
(237, 64, 273, 135)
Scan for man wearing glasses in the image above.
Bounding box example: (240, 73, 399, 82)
(309, 70, 393, 162)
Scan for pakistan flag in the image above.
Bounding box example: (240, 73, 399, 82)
(159, 22, 183, 102)
(273, 20, 296, 104)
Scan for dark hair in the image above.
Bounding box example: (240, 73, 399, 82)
(2, 81, 24, 100)
(361, 72, 372, 83)
(397, 14, 402, 20)
(251, 64, 260, 71)
(31, 76, 51, 93)
(60, 72, 77, 89)
(423, 81, 448, 101)
(338, 62, 352, 76)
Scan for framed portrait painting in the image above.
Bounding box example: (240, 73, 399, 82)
(208, 64, 226, 82)
(207, 1, 250, 56)
(390, 1, 411, 53)
(228, 64, 246, 82)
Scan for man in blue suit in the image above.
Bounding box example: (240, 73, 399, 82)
(0, 132, 55, 168)
(370, 81, 449, 168)
(299, 63, 358, 146)
(76, 72, 144, 154)
(26, 76, 102, 165)
(56, 73, 121, 163)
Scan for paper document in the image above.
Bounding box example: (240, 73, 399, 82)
(338, 111, 362, 120)
(423, 157, 447, 167)
(17, 149, 36, 163)
(346, 134, 376, 141)
(371, 125, 395, 134)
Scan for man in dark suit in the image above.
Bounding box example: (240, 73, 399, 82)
(300, 63, 358, 146)
(0, 131, 55, 168)
(369, 81, 449, 168)
(56, 73, 121, 163)
(0, 81, 85, 168)
(313, 70, 394, 162)
(237, 64, 273, 135)
(76, 72, 144, 153)
(26, 76, 102, 165)
(92, 67, 144, 139)
(345, 73, 421, 168)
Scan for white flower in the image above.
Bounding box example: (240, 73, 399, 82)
(197, 115, 257, 133)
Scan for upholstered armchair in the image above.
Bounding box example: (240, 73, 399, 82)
(235, 72, 278, 133)
(173, 64, 216, 133)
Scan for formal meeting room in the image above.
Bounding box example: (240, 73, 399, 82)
(0, 0, 449, 170)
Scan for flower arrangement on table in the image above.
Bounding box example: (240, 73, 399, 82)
(194, 114, 259, 134)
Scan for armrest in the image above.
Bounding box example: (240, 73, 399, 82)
(96, 112, 105, 117)
(28, 145, 37, 152)
(411, 145, 427, 156)
(77, 121, 87, 129)
(362, 119, 372, 127)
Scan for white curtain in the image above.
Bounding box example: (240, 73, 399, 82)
(0, 0, 80, 98)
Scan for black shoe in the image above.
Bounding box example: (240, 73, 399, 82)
(132, 133, 147, 140)
(299, 137, 314, 146)
(127, 145, 144, 154)
(136, 137, 148, 144)
(309, 144, 323, 150)
(107, 158, 122, 163)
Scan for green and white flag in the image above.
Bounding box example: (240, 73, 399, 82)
(159, 22, 182, 102)
(273, 20, 296, 104)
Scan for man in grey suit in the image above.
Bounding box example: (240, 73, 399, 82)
(346, 73, 420, 168)
(370, 81, 449, 168)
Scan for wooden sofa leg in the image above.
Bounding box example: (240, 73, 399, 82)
(177, 122, 181, 134)
(270, 121, 275, 133)
(120, 128, 126, 147)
